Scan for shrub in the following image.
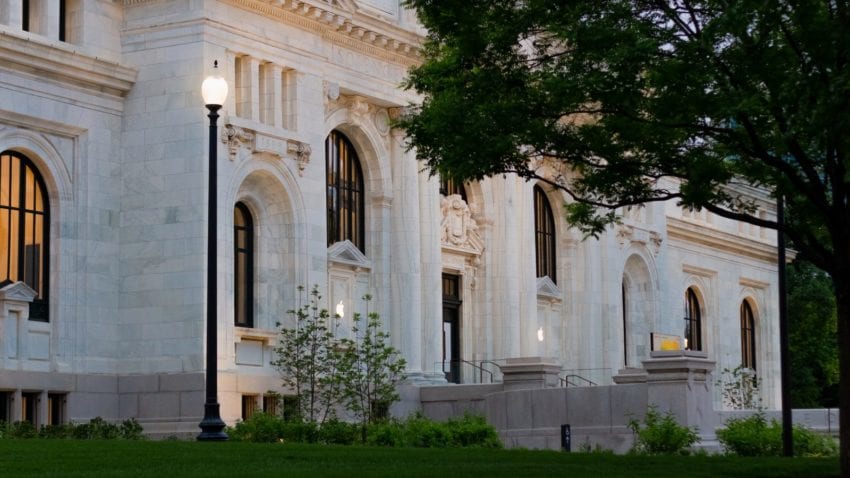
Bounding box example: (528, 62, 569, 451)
(118, 419, 145, 440)
(5, 421, 38, 439)
(445, 414, 502, 448)
(717, 412, 837, 457)
(628, 406, 699, 455)
(319, 419, 358, 445)
(280, 419, 319, 444)
(366, 421, 404, 447)
(226, 413, 285, 443)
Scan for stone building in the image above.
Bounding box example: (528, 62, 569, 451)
(0, 0, 780, 434)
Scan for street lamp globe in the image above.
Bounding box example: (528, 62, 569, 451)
(202, 62, 228, 107)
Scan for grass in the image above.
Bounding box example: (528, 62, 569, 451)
(0, 440, 839, 478)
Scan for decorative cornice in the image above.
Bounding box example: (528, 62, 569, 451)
(0, 28, 137, 98)
(668, 217, 777, 264)
(223, 0, 422, 67)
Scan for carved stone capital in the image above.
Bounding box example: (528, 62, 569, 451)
(221, 124, 255, 162)
(286, 140, 313, 176)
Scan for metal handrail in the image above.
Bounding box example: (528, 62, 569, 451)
(435, 360, 495, 384)
(560, 374, 597, 387)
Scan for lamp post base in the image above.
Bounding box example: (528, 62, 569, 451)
(197, 402, 228, 441)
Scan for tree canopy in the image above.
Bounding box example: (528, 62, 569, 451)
(399, 0, 850, 471)
(400, 0, 848, 275)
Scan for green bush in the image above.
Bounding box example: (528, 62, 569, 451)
(226, 413, 285, 443)
(628, 406, 699, 455)
(366, 420, 405, 447)
(365, 414, 502, 449)
(319, 419, 358, 445)
(0, 417, 144, 440)
(717, 413, 837, 457)
(445, 414, 502, 448)
(224, 410, 501, 449)
(5, 421, 38, 439)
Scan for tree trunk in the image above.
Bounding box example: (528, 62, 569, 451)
(836, 279, 850, 475)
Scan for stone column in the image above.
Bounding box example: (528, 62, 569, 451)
(11, 389, 22, 422)
(30, 0, 60, 39)
(643, 350, 717, 430)
(236, 56, 260, 121)
(0, 0, 24, 29)
(419, 173, 443, 381)
(390, 127, 423, 379)
(260, 63, 283, 128)
(38, 390, 49, 427)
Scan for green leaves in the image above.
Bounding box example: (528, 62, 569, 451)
(273, 287, 406, 440)
(400, 0, 850, 273)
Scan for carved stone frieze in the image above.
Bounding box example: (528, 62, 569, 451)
(221, 124, 255, 162)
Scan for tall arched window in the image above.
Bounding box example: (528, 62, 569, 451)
(533, 185, 556, 283)
(684, 288, 702, 351)
(326, 131, 365, 252)
(741, 300, 756, 370)
(234, 202, 254, 328)
(0, 151, 50, 321)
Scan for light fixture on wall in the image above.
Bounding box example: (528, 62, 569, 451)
(537, 327, 545, 342)
(335, 300, 345, 318)
(198, 60, 228, 442)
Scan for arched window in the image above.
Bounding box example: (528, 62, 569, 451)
(684, 288, 702, 351)
(439, 176, 467, 201)
(741, 300, 756, 370)
(0, 151, 50, 321)
(326, 131, 365, 252)
(533, 185, 556, 283)
(234, 202, 254, 328)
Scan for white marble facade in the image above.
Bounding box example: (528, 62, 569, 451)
(0, 0, 780, 431)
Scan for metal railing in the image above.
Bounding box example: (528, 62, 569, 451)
(560, 374, 597, 387)
(435, 360, 495, 384)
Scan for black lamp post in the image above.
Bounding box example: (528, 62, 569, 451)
(198, 61, 228, 441)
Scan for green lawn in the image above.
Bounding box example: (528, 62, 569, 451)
(0, 440, 839, 477)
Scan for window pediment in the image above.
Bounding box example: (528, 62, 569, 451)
(0, 281, 38, 303)
(536, 276, 561, 302)
(328, 240, 371, 270)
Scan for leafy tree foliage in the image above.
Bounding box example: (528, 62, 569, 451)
(788, 260, 839, 408)
(338, 295, 407, 442)
(272, 286, 343, 424)
(400, 1, 850, 471)
(273, 288, 405, 440)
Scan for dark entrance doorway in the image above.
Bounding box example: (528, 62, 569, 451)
(442, 273, 461, 383)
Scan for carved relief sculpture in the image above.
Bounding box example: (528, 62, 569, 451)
(440, 194, 483, 253)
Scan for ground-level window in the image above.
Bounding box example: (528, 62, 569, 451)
(48, 393, 65, 425)
(241, 395, 259, 421)
(21, 392, 39, 424)
(263, 394, 279, 417)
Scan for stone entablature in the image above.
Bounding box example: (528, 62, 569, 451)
(667, 216, 778, 263)
(218, 0, 423, 66)
(0, 27, 137, 99)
